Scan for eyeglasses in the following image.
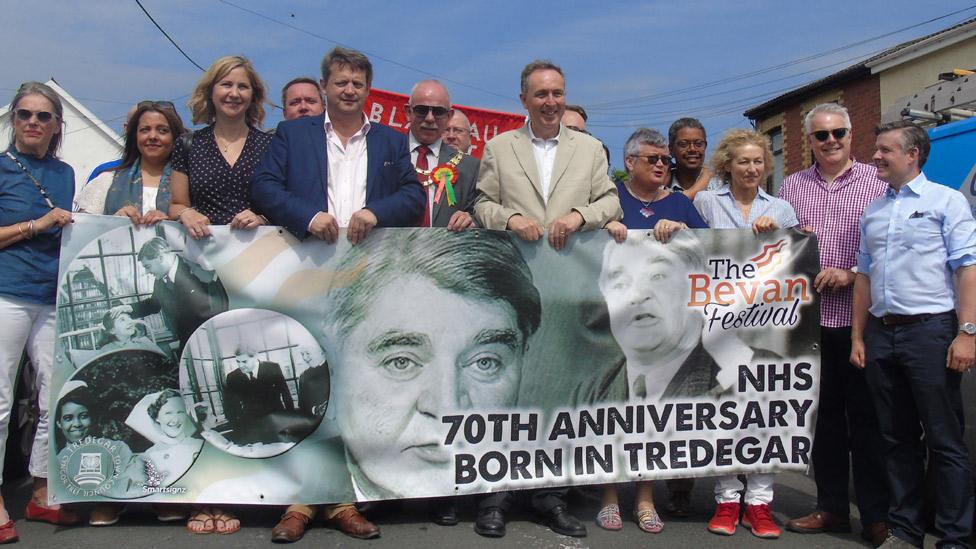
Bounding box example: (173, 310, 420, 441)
(14, 109, 56, 124)
(408, 105, 451, 119)
(137, 100, 177, 111)
(675, 139, 706, 150)
(810, 128, 849, 142)
(631, 154, 672, 166)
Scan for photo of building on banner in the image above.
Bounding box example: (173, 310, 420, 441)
(49, 215, 821, 505)
(365, 88, 525, 158)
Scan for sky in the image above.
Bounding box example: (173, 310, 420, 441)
(3, 0, 976, 169)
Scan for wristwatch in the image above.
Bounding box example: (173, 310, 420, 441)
(960, 322, 976, 336)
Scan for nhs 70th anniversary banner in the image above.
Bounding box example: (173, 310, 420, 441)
(50, 214, 820, 505)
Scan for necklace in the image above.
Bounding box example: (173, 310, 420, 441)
(628, 185, 665, 218)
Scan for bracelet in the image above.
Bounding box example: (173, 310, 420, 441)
(176, 206, 195, 222)
(27, 219, 36, 238)
(17, 222, 27, 238)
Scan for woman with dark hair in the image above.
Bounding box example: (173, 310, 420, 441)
(169, 55, 272, 240)
(75, 102, 185, 225)
(98, 310, 156, 352)
(0, 81, 77, 540)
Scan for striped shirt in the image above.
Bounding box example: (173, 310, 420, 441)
(693, 186, 798, 230)
(778, 161, 886, 327)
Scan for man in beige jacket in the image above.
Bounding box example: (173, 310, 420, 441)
(474, 60, 621, 252)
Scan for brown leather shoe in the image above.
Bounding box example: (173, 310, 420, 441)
(861, 521, 890, 547)
(271, 511, 310, 543)
(328, 507, 380, 539)
(785, 510, 852, 533)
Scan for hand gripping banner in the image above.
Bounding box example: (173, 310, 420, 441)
(50, 215, 820, 505)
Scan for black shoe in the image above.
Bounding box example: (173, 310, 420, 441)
(474, 507, 506, 538)
(431, 501, 458, 526)
(544, 505, 586, 537)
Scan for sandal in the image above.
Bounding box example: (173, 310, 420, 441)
(210, 507, 241, 535)
(635, 506, 664, 533)
(187, 508, 216, 534)
(596, 503, 622, 531)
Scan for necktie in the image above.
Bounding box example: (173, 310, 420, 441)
(416, 144, 432, 227)
(632, 374, 647, 399)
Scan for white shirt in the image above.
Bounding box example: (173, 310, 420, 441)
(142, 186, 159, 215)
(164, 257, 179, 284)
(408, 134, 442, 224)
(324, 111, 370, 227)
(527, 122, 559, 204)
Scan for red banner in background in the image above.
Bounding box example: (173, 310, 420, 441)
(366, 88, 525, 158)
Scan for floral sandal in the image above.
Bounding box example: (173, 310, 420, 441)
(635, 506, 664, 533)
(596, 503, 623, 531)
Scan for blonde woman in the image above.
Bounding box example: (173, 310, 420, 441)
(169, 55, 272, 240)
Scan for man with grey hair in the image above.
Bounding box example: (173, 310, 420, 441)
(474, 59, 621, 253)
(405, 80, 478, 230)
(778, 102, 888, 545)
(667, 117, 722, 199)
(851, 120, 976, 549)
(442, 109, 472, 154)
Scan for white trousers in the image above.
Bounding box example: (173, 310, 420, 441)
(0, 295, 55, 484)
(714, 473, 775, 505)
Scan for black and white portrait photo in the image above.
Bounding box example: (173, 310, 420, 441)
(179, 308, 328, 458)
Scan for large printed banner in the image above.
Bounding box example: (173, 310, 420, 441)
(50, 215, 820, 505)
(365, 88, 525, 158)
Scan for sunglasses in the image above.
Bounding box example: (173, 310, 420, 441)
(674, 139, 706, 150)
(137, 100, 177, 111)
(811, 128, 849, 142)
(409, 105, 451, 119)
(632, 154, 672, 166)
(15, 109, 56, 124)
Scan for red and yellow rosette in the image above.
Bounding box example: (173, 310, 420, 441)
(430, 164, 459, 206)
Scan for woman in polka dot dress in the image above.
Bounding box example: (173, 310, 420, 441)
(169, 55, 272, 240)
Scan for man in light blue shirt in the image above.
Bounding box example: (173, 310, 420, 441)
(851, 121, 976, 549)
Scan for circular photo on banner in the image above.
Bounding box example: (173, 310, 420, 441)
(54, 348, 198, 500)
(180, 308, 329, 459)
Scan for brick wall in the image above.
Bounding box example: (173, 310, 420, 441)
(843, 74, 881, 163)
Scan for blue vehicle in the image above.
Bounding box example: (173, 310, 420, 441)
(926, 116, 976, 216)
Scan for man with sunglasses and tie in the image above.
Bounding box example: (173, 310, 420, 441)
(777, 103, 889, 546)
(405, 80, 478, 231)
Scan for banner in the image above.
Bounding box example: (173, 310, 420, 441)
(365, 88, 525, 158)
(49, 215, 820, 505)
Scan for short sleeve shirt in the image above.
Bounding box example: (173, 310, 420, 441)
(171, 125, 272, 225)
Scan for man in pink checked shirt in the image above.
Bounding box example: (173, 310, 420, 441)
(777, 103, 889, 547)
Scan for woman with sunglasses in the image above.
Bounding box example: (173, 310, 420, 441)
(169, 56, 272, 239)
(693, 129, 797, 540)
(0, 81, 79, 543)
(596, 128, 706, 535)
(75, 102, 185, 225)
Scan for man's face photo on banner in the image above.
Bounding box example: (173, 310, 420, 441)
(322, 230, 542, 499)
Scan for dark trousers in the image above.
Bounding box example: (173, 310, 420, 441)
(812, 326, 889, 523)
(479, 488, 569, 514)
(864, 313, 973, 548)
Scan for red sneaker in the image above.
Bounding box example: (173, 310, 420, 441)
(742, 504, 781, 539)
(707, 502, 740, 535)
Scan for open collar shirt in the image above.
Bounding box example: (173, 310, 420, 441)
(778, 160, 886, 327)
(527, 122, 559, 204)
(324, 111, 371, 227)
(857, 172, 976, 317)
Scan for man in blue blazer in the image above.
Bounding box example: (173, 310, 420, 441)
(251, 47, 424, 245)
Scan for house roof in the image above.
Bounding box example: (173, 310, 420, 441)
(744, 17, 976, 119)
(0, 78, 122, 145)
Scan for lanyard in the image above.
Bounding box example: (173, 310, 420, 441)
(5, 151, 56, 210)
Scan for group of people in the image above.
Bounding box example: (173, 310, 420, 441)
(0, 42, 972, 549)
